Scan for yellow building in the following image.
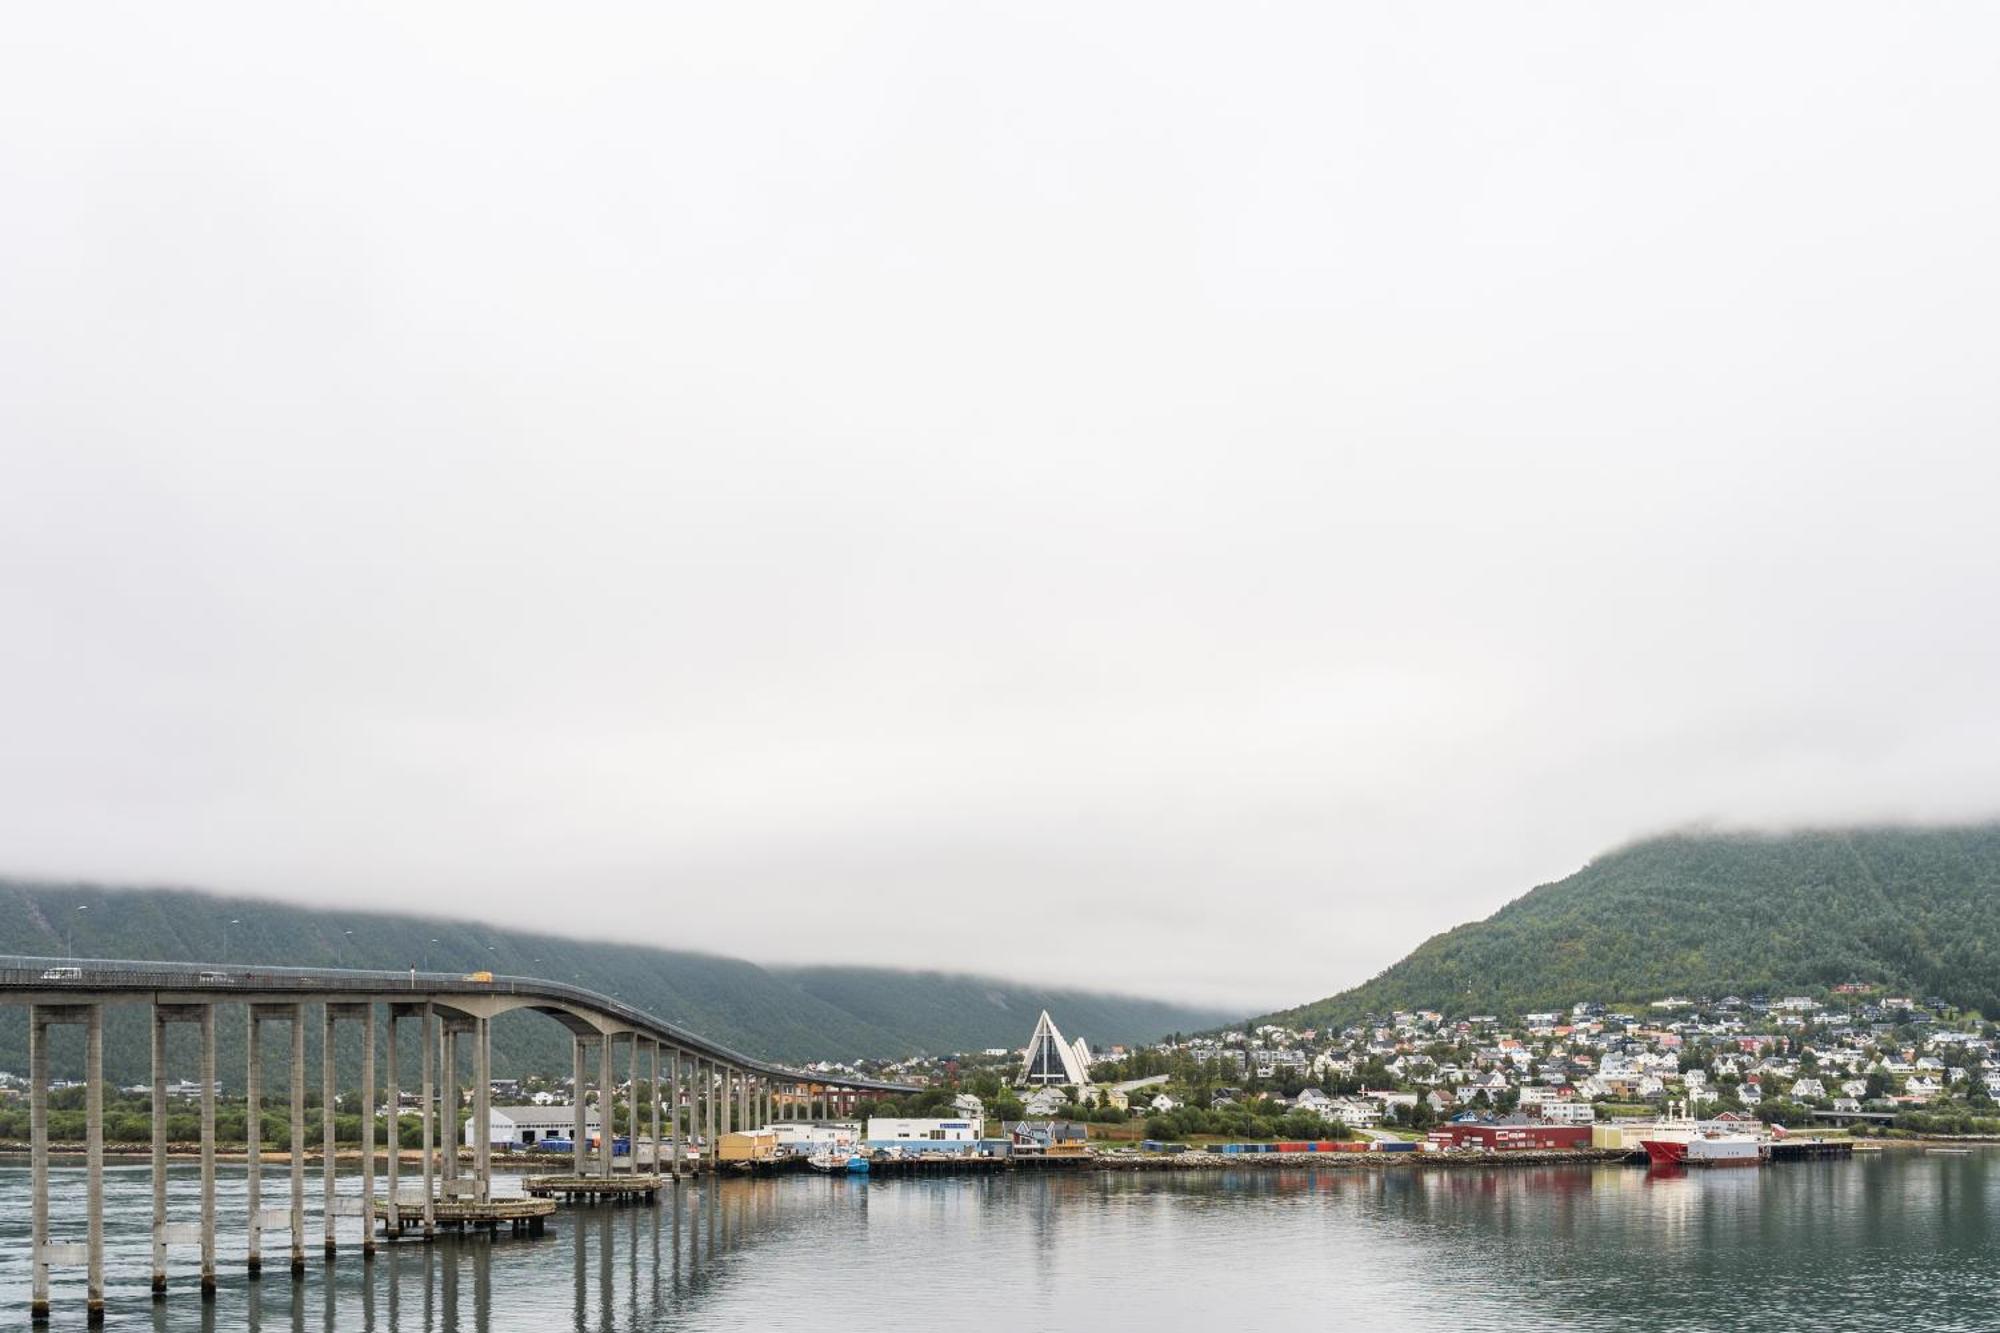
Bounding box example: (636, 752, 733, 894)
(1592, 1122, 1657, 1151)
(719, 1129, 779, 1162)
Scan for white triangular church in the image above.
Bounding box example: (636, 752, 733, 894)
(1020, 1010, 1091, 1087)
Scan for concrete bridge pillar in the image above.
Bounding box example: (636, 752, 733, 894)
(439, 1022, 457, 1196)
(385, 1010, 401, 1235)
(151, 1009, 168, 1295)
(28, 1007, 48, 1323)
(649, 1040, 661, 1175)
(571, 1035, 587, 1177)
(627, 1033, 639, 1175)
(419, 1004, 436, 1238)
(199, 1005, 216, 1298)
(289, 1005, 306, 1277)
(86, 1005, 105, 1324)
(322, 1005, 338, 1259)
(474, 1016, 491, 1203)
(246, 1009, 263, 1276)
(361, 1004, 377, 1254)
(598, 1031, 614, 1180)
(667, 1048, 682, 1176)
(703, 1060, 716, 1170)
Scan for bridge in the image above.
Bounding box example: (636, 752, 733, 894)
(0, 954, 914, 1324)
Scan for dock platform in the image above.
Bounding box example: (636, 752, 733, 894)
(1769, 1138, 1854, 1162)
(523, 1173, 666, 1202)
(861, 1155, 1009, 1178)
(375, 1196, 556, 1236)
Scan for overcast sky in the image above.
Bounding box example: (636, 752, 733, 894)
(4, 5, 1998, 1011)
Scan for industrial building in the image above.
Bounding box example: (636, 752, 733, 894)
(467, 1103, 601, 1149)
(865, 1116, 985, 1154)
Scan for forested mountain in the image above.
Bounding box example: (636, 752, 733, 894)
(1265, 824, 2000, 1030)
(0, 880, 1231, 1085)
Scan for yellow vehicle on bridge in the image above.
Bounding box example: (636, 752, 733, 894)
(462, 970, 494, 983)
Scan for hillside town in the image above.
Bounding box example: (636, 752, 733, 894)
(847, 989, 2000, 1151)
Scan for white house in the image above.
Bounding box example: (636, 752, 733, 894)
(468, 1103, 600, 1149)
(1540, 1100, 1596, 1125)
(1326, 1098, 1380, 1129)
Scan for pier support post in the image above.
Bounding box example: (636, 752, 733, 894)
(650, 1041, 661, 1175)
(572, 1036, 587, 1177)
(361, 1005, 377, 1254)
(599, 1031, 615, 1179)
(200, 1005, 216, 1298)
(29, 1007, 49, 1323)
(152, 1007, 168, 1295)
(247, 1009, 263, 1276)
(86, 1004, 105, 1325)
(628, 1034, 639, 1176)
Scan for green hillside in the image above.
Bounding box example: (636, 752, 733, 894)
(0, 880, 1231, 1085)
(1265, 824, 2000, 1030)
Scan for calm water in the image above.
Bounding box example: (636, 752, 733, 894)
(4, 1153, 1999, 1331)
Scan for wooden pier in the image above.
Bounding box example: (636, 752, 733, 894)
(1010, 1153, 1097, 1172)
(523, 1173, 667, 1203)
(861, 1155, 1008, 1178)
(374, 1196, 556, 1237)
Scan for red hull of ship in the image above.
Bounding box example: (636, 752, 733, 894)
(1642, 1139, 1688, 1166)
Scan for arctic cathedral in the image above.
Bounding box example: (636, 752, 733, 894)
(1020, 1009, 1093, 1087)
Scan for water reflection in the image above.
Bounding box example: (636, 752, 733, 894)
(8, 1157, 2000, 1331)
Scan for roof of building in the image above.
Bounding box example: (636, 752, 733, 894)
(489, 1103, 600, 1128)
